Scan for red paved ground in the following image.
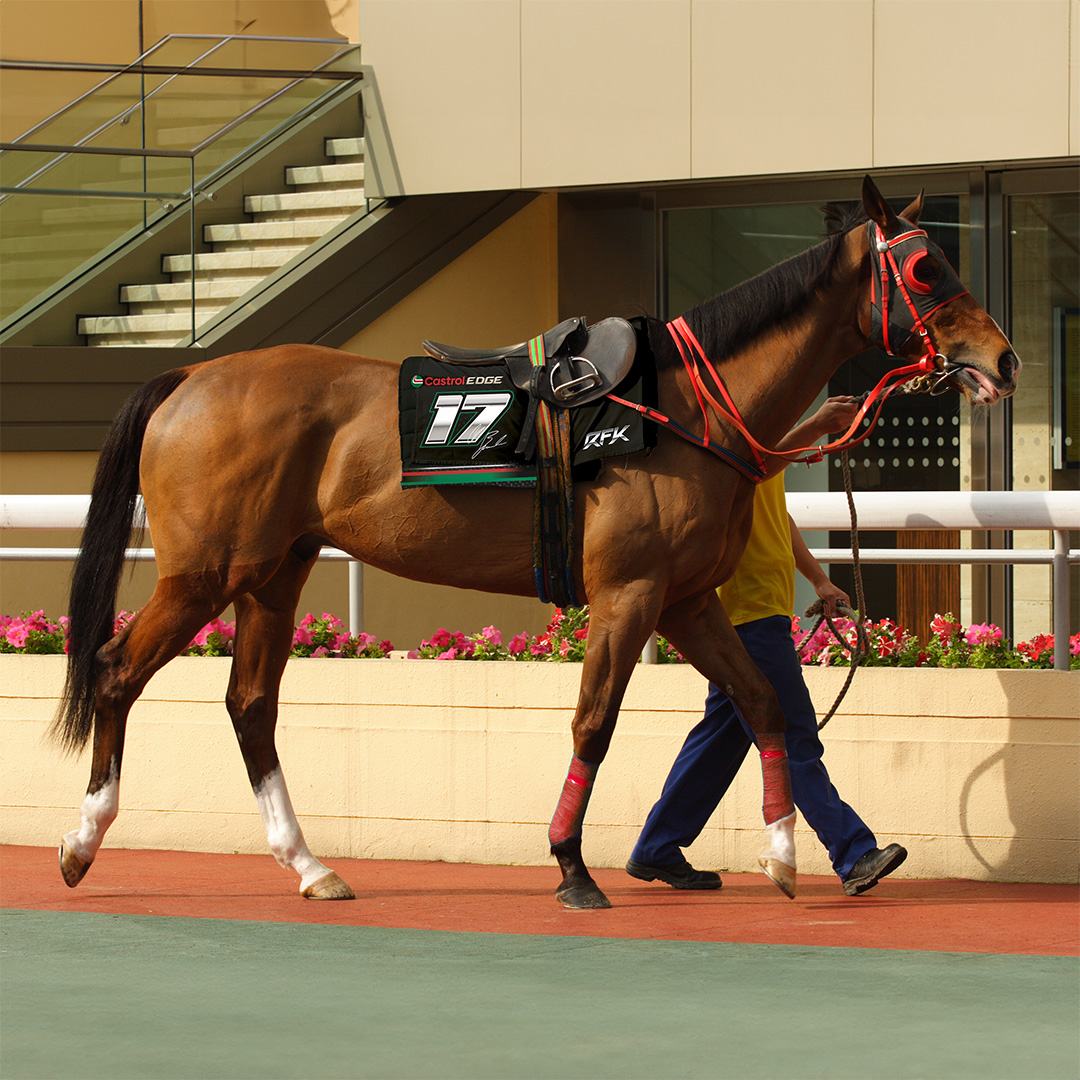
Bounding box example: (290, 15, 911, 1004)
(2, 845, 1076, 956)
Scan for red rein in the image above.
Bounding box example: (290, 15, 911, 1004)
(665, 303, 938, 479)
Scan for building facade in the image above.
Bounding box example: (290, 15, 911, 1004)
(1, 0, 1077, 645)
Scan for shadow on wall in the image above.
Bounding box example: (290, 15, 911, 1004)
(957, 672, 1079, 883)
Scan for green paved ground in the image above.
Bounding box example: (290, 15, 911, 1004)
(2, 909, 1077, 1080)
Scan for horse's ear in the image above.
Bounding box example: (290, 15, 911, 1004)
(861, 174, 899, 231)
(900, 189, 925, 225)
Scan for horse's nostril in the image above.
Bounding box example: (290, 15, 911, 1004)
(998, 351, 1019, 382)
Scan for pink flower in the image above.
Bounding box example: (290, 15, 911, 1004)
(573, 628, 588, 641)
(965, 623, 1002, 646)
(481, 625, 502, 646)
(509, 633, 529, 656)
(293, 627, 312, 647)
(311, 646, 331, 658)
(1071, 632, 1080, 657)
(5, 624, 29, 648)
(379, 640, 393, 655)
(406, 649, 421, 659)
(530, 639, 552, 656)
(430, 628, 452, 649)
(437, 647, 458, 660)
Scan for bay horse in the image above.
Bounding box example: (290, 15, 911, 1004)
(53, 176, 1019, 909)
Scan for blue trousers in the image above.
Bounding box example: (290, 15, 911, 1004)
(631, 615, 876, 880)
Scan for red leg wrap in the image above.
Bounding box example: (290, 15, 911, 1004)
(548, 755, 599, 846)
(758, 733, 794, 825)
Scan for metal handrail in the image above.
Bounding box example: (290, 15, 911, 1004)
(2, 492, 1076, 669)
(0, 36, 362, 203)
(1, 35, 357, 147)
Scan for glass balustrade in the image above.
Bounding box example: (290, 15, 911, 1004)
(0, 35, 368, 330)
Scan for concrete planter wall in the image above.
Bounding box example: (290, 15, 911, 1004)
(2, 656, 1076, 884)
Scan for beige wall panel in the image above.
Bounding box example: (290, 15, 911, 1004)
(691, 0, 873, 179)
(874, 0, 1071, 167)
(520, 0, 691, 188)
(1071, 0, 1080, 153)
(356, 0, 521, 194)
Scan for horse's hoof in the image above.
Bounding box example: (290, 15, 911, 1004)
(555, 882, 612, 910)
(301, 871, 356, 900)
(59, 837, 92, 888)
(758, 856, 797, 900)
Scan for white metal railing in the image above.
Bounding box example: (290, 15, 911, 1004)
(2, 491, 1078, 669)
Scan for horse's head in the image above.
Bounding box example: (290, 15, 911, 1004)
(859, 175, 1020, 405)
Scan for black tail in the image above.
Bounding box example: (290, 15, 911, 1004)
(52, 368, 190, 753)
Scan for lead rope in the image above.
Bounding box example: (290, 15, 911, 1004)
(800, 448, 871, 731)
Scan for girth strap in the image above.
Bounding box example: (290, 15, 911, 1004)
(528, 335, 579, 607)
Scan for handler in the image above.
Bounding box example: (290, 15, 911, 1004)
(627, 397, 907, 896)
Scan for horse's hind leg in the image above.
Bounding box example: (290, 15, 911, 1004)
(227, 550, 354, 900)
(60, 577, 231, 886)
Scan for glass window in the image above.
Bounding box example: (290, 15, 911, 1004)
(1007, 190, 1080, 641)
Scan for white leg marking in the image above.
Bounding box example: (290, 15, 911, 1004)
(760, 811, 797, 870)
(63, 758, 120, 863)
(253, 767, 332, 890)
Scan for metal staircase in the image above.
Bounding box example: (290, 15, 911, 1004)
(79, 136, 367, 346)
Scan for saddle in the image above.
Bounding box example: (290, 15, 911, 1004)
(422, 316, 637, 609)
(424, 316, 637, 408)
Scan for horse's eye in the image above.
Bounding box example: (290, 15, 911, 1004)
(902, 252, 943, 294)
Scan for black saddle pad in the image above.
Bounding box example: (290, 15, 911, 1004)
(399, 328, 656, 488)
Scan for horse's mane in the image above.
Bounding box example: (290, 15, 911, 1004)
(654, 202, 868, 367)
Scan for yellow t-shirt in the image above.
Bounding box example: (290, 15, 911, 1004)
(718, 473, 795, 626)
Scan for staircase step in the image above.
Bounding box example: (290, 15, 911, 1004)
(79, 313, 203, 335)
(203, 217, 346, 245)
(243, 189, 366, 215)
(325, 137, 365, 158)
(120, 279, 263, 304)
(88, 330, 189, 347)
(162, 248, 301, 275)
(285, 162, 364, 186)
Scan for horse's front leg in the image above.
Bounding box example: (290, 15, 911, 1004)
(658, 591, 797, 899)
(549, 585, 660, 909)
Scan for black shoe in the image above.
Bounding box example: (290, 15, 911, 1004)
(625, 858, 722, 890)
(843, 843, 907, 895)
